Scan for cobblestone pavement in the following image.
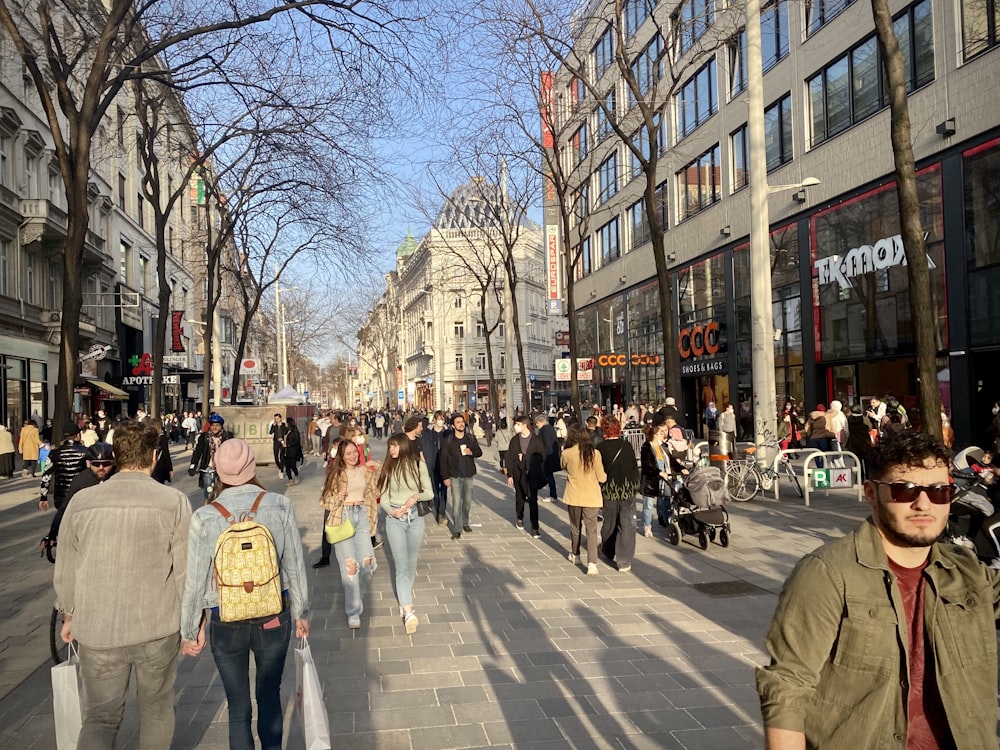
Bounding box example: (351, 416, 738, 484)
(0, 439, 873, 748)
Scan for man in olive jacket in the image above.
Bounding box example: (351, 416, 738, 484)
(757, 430, 1000, 749)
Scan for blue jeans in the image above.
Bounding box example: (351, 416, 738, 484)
(210, 608, 292, 750)
(447, 476, 475, 533)
(333, 505, 377, 617)
(641, 495, 657, 532)
(383, 508, 426, 608)
(77, 632, 180, 750)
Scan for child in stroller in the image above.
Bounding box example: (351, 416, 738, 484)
(663, 463, 731, 550)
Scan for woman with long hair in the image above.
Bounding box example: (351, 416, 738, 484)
(639, 414, 670, 537)
(561, 422, 607, 575)
(378, 433, 433, 634)
(180, 438, 309, 749)
(319, 439, 381, 628)
(596, 416, 640, 573)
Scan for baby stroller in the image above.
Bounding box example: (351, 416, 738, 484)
(664, 465, 731, 550)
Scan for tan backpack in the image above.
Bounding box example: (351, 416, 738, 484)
(211, 492, 282, 622)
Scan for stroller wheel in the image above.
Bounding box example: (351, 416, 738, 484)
(667, 523, 682, 546)
(719, 528, 730, 548)
(707, 527, 717, 542)
(698, 529, 710, 550)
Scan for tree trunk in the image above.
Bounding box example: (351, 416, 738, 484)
(151, 217, 169, 418)
(870, 0, 942, 438)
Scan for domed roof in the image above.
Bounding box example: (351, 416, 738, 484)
(435, 177, 503, 230)
(395, 228, 418, 258)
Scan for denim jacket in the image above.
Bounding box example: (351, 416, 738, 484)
(180, 486, 310, 641)
(756, 518, 1000, 748)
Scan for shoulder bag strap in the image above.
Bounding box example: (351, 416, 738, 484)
(211, 501, 233, 524)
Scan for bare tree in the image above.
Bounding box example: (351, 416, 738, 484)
(0, 0, 427, 438)
(869, 0, 941, 437)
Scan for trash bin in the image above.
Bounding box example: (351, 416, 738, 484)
(708, 429, 730, 470)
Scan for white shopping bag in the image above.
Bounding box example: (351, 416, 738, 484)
(51, 644, 82, 750)
(294, 638, 331, 750)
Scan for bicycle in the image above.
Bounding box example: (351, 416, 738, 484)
(724, 445, 803, 502)
(40, 537, 68, 663)
(200, 466, 218, 503)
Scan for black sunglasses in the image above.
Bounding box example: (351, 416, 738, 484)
(869, 479, 955, 505)
(89, 460, 114, 467)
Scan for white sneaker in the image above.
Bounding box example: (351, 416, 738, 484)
(568, 552, 581, 564)
(587, 563, 599, 576)
(403, 612, 418, 634)
(541, 496, 552, 502)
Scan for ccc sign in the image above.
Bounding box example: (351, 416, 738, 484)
(678, 321, 721, 359)
(596, 353, 661, 367)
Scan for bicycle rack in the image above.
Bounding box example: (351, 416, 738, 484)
(802, 451, 864, 507)
(768, 448, 822, 501)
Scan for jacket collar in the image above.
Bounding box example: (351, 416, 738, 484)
(854, 516, 956, 571)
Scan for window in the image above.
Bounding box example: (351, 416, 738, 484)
(47, 261, 57, 307)
(595, 89, 617, 139)
(0, 137, 7, 187)
(454, 295, 463, 309)
(628, 117, 661, 179)
(453, 321, 465, 339)
(731, 126, 748, 191)
(654, 180, 669, 230)
(624, 0, 653, 37)
(571, 124, 588, 166)
(963, 0, 1000, 59)
(137, 192, 144, 228)
(116, 107, 125, 146)
(25, 253, 35, 304)
(762, 1, 790, 70)
(577, 236, 592, 279)
(628, 200, 650, 249)
(592, 25, 615, 79)
(23, 148, 35, 195)
(118, 173, 126, 210)
(808, 0, 932, 147)
(806, 0, 855, 36)
(598, 218, 620, 265)
(678, 144, 721, 220)
(138, 255, 147, 296)
(676, 59, 717, 139)
(574, 184, 590, 224)
(119, 239, 131, 284)
(728, 32, 747, 98)
(474, 352, 487, 369)
(628, 35, 662, 105)
(455, 353, 464, 371)
(673, 0, 714, 55)
(598, 151, 618, 202)
(0, 240, 9, 296)
(764, 94, 793, 170)
(475, 322, 486, 338)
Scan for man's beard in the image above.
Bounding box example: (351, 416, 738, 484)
(875, 501, 945, 548)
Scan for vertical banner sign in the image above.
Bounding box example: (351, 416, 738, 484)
(546, 224, 560, 308)
(539, 72, 554, 148)
(170, 311, 186, 352)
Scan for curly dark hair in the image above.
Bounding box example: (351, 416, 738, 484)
(866, 429, 951, 481)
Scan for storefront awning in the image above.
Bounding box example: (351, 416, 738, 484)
(85, 378, 130, 400)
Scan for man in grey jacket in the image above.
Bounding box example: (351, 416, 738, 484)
(54, 421, 191, 750)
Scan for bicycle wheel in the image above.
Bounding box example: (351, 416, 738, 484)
(782, 458, 803, 497)
(50, 608, 63, 664)
(758, 466, 775, 492)
(726, 462, 760, 502)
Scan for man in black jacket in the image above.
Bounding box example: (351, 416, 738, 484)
(420, 411, 450, 525)
(505, 415, 546, 537)
(42, 442, 117, 546)
(269, 413, 287, 476)
(188, 414, 233, 498)
(439, 414, 483, 540)
(39, 422, 89, 513)
(533, 414, 560, 503)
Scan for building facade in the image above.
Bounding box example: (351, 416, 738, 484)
(359, 180, 565, 413)
(549, 0, 1000, 445)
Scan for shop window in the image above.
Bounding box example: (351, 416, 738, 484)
(962, 0, 1000, 60)
(963, 139, 1000, 269)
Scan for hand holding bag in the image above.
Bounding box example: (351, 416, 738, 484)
(295, 637, 331, 750)
(324, 510, 356, 545)
(51, 643, 82, 750)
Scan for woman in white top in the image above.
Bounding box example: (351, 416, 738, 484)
(378, 433, 433, 634)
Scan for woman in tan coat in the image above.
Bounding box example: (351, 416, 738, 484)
(560, 423, 607, 575)
(17, 419, 42, 477)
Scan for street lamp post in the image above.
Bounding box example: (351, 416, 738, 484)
(747, 0, 819, 458)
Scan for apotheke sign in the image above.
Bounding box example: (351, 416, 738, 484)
(814, 232, 936, 290)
